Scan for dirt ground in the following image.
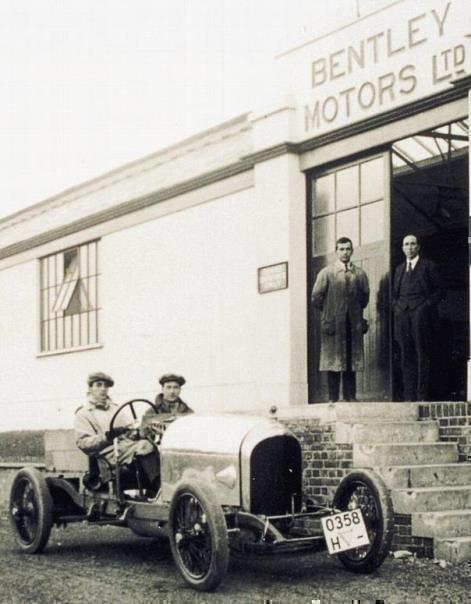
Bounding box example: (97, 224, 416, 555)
(0, 521, 469, 604)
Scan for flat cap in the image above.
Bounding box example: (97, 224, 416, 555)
(159, 373, 186, 386)
(87, 372, 114, 387)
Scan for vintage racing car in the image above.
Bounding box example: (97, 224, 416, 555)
(9, 399, 394, 591)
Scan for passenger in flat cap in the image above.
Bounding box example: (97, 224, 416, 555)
(141, 373, 193, 435)
(73, 372, 159, 487)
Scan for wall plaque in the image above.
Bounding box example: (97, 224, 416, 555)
(258, 262, 288, 294)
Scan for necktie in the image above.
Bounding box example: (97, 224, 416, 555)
(407, 261, 412, 273)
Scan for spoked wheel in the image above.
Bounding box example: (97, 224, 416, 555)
(9, 467, 53, 553)
(169, 482, 229, 591)
(333, 469, 393, 573)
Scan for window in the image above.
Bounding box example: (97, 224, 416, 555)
(311, 156, 385, 256)
(40, 241, 99, 352)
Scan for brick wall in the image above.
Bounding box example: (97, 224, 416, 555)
(393, 514, 434, 557)
(418, 402, 471, 461)
(282, 419, 353, 507)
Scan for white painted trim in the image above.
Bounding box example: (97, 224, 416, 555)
(0, 171, 254, 271)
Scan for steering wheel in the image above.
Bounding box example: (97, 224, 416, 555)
(142, 412, 178, 444)
(109, 398, 157, 436)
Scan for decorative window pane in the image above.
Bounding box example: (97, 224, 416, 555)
(336, 165, 359, 210)
(313, 173, 335, 216)
(360, 157, 384, 204)
(337, 208, 359, 248)
(313, 214, 335, 256)
(361, 201, 384, 245)
(39, 240, 100, 352)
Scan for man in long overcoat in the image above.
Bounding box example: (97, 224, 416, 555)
(312, 237, 370, 402)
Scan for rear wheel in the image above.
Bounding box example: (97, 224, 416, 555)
(169, 482, 229, 591)
(9, 468, 53, 553)
(333, 469, 393, 573)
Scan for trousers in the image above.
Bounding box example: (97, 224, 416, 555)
(395, 304, 431, 401)
(327, 314, 356, 402)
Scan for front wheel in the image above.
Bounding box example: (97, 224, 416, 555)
(9, 467, 53, 553)
(169, 482, 229, 591)
(333, 469, 393, 573)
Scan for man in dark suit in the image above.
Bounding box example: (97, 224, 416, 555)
(392, 234, 443, 401)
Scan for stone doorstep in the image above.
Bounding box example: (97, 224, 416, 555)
(353, 442, 458, 466)
(412, 509, 471, 538)
(392, 485, 471, 514)
(274, 402, 419, 422)
(434, 536, 471, 564)
(377, 462, 471, 489)
(336, 420, 439, 444)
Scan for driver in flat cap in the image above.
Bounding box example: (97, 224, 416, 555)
(74, 372, 159, 485)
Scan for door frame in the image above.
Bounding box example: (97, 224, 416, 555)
(306, 149, 392, 403)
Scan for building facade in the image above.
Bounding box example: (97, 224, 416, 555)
(0, 0, 470, 430)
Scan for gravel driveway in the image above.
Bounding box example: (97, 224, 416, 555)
(0, 521, 469, 603)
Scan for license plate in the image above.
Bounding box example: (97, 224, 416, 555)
(321, 509, 370, 554)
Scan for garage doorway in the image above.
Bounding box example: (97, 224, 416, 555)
(391, 119, 469, 401)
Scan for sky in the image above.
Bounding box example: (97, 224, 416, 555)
(0, 0, 373, 220)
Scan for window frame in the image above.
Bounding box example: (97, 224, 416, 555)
(38, 239, 101, 355)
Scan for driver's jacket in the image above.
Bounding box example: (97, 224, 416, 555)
(74, 398, 153, 465)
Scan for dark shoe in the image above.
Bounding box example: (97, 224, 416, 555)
(345, 398, 359, 402)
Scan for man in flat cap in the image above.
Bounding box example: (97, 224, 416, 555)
(154, 373, 193, 415)
(140, 373, 193, 438)
(74, 372, 159, 487)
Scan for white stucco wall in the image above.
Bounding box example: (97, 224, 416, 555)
(0, 183, 293, 430)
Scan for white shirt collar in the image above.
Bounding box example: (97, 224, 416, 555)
(335, 259, 353, 271)
(407, 255, 419, 270)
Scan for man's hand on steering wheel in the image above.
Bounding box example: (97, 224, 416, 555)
(105, 426, 128, 441)
(108, 398, 158, 444)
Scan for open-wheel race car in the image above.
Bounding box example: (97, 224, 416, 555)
(9, 399, 394, 592)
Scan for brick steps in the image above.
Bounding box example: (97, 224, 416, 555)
(336, 420, 438, 444)
(434, 536, 471, 563)
(338, 408, 470, 563)
(332, 402, 418, 422)
(412, 510, 471, 538)
(378, 462, 471, 488)
(392, 485, 471, 513)
(353, 442, 458, 466)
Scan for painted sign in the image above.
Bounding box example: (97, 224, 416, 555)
(277, 0, 470, 140)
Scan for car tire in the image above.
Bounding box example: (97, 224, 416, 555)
(332, 469, 393, 573)
(9, 467, 53, 554)
(168, 481, 229, 591)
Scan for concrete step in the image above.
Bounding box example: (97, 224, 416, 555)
(412, 510, 471, 538)
(392, 485, 471, 513)
(275, 402, 419, 422)
(353, 442, 458, 466)
(331, 402, 419, 422)
(336, 420, 438, 444)
(434, 536, 471, 563)
(377, 463, 471, 489)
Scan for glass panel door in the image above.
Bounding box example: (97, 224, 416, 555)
(308, 152, 391, 402)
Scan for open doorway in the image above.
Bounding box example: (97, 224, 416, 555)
(307, 153, 390, 403)
(391, 120, 469, 401)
